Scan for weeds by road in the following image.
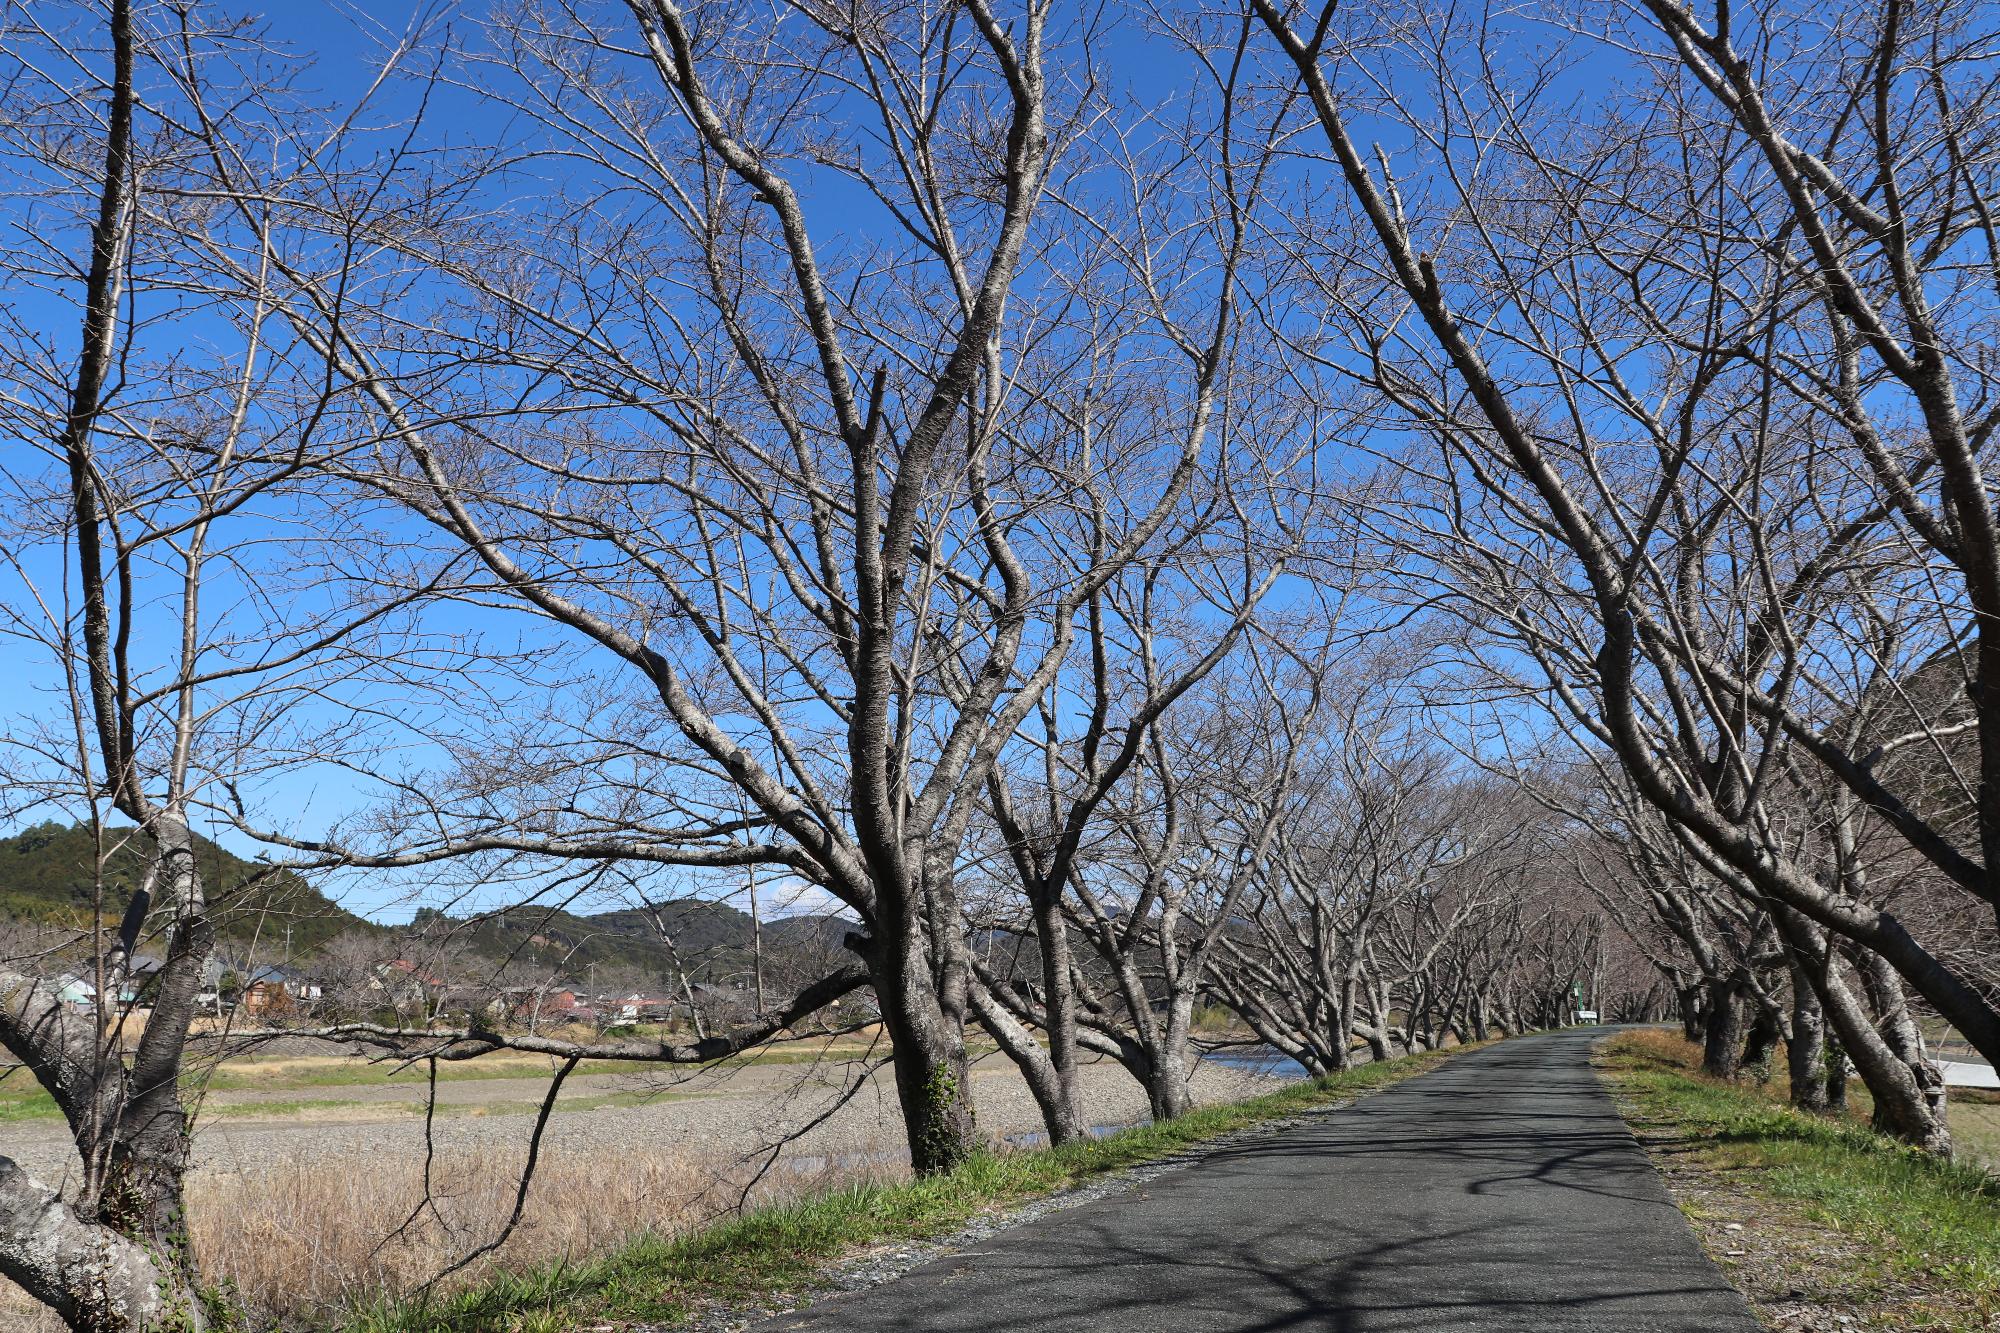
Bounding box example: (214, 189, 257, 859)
(1599, 1029, 2000, 1332)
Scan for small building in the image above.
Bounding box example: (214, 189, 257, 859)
(611, 994, 678, 1022)
(510, 986, 597, 1028)
(240, 965, 321, 1016)
(54, 973, 96, 1011)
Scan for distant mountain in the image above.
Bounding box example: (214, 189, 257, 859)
(0, 822, 860, 990)
(419, 896, 858, 988)
(0, 821, 378, 953)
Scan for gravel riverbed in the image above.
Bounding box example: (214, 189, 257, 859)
(5, 1053, 1286, 1188)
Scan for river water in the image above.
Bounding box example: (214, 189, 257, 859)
(1200, 1046, 1311, 1080)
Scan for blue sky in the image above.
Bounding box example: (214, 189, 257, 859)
(0, 0, 1657, 927)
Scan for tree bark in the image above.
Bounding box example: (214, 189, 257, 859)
(966, 981, 1082, 1145)
(1854, 949, 1952, 1154)
(1701, 975, 1747, 1079)
(0, 1161, 187, 1333)
(870, 924, 977, 1174)
(1739, 997, 1783, 1077)
(1777, 910, 1950, 1153)
(1679, 983, 1705, 1043)
(1785, 964, 1831, 1112)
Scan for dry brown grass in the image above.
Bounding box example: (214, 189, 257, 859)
(0, 1146, 884, 1331)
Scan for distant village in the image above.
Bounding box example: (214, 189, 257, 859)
(47, 935, 872, 1034)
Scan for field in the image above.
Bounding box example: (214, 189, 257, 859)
(0, 1040, 1283, 1331)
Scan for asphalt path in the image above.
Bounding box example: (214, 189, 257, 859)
(753, 1028, 1759, 1332)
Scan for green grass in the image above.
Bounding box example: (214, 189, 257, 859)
(1953, 1093, 2000, 1173)
(340, 1043, 1477, 1333)
(0, 1078, 58, 1121)
(1602, 1030, 2000, 1330)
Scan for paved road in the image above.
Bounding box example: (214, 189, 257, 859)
(754, 1029, 1758, 1332)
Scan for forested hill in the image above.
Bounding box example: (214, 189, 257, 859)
(0, 821, 378, 952)
(1, 822, 853, 981)
(421, 898, 853, 985)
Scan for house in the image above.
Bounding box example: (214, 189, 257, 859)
(54, 973, 96, 1011)
(241, 978, 291, 1016)
(240, 965, 321, 1016)
(509, 986, 596, 1027)
(369, 958, 446, 1016)
(611, 993, 678, 1022)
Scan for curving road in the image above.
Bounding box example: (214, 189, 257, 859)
(753, 1028, 1759, 1332)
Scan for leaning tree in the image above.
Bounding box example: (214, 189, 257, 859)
(1252, 0, 2000, 1078)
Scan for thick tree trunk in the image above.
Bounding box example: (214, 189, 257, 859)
(1678, 984, 1706, 1043)
(1358, 984, 1398, 1062)
(1145, 992, 1197, 1121)
(1145, 1047, 1195, 1121)
(1785, 967, 1830, 1112)
(1776, 910, 1949, 1153)
(1032, 894, 1085, 1139)
(1739, 998, 1783, 1077)
(871, 924, 977, 1175)
(1701, 975, 1746, 1079)
(1854, 950, 1952, 1155)
(0, 1160, 196, 1333)
(1356, 1025, 1395, 1063)
(0, 825, 216, 1332)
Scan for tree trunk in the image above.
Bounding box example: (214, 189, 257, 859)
(1680, 976, 1712, 1040)
(1701, 975, 1746, 1079)
(1776, 910, 1948, 1153)
(1356, 1024, 1395, 1063)
(966, 982, 1081, 1145)
(1824, 1034, 1849, 1114)
(1784, 968, 1830, 1112)
(0, 1161, 197, 1333)
(1739, 998, 1783, 1078)
(1032, 893, 1085, 1139)
(1145, 1045, 1195, 1121)
(1854, 949, 1952, 1155)
(871, 924, 977, 1175)
(1145, 992, 1197, 1121)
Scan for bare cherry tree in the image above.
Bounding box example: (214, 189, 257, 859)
(0, 4, 449, 1325)
(1197, 635, 1531, 1071)
(184, 0, 1286, 1174)
(1251, 0, 2000, 1076)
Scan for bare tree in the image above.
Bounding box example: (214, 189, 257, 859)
(188, 0, 1295, 1176)
(1251, 0, 2000, 1078)
(0, 4, 452, 1324)
(1197, 635, 1529, 1072)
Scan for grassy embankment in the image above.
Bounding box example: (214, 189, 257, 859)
(343, 1042, 1476, 1333)
(1599, 1029, 2000, 1331)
